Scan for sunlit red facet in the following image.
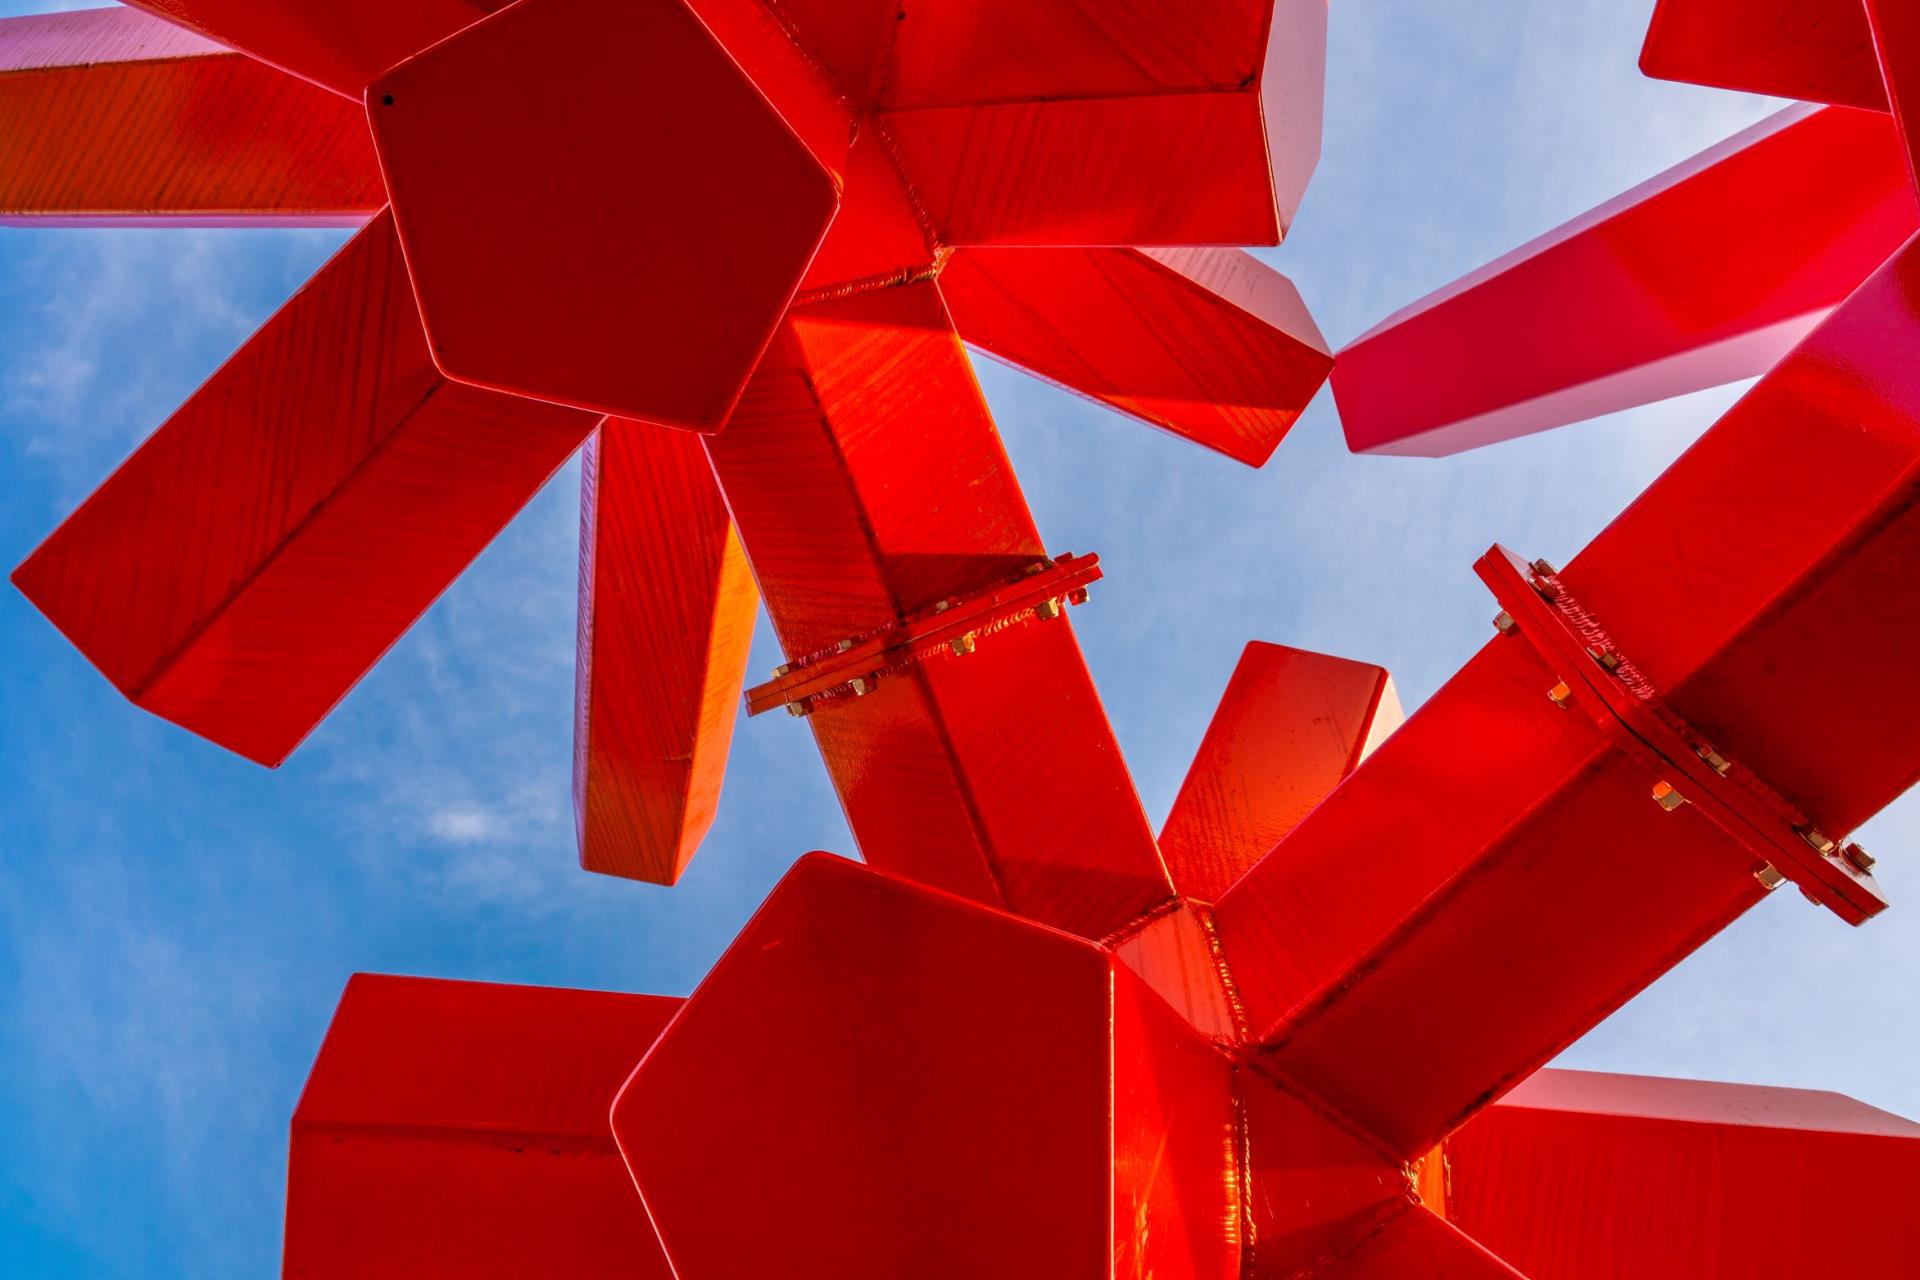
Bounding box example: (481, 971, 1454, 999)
(1442, 1069, 1920, 1279)
(943, 247, 1332, 466)
(11, 213, 596, 765)
(1335, 104, 1916, 455)
(0, 7, 382, 226)
(287, 974, 677, 1278)
(8, 1, 1920, 1276)
(574, 422, 757, 886)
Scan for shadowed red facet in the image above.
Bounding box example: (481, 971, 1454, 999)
(1335, 104, 1916, 455)
(0, 7, 382, 226)
(1239, 1080, 1409, 1275)
(123, 0, 511, 100)
(1309, 1205, 1526, 1280)
(1868, 0, 1920, 195)
(574, 422, 758, 886)
(10, 212, 596, 765)
(366, 0, 844, 429)
(1640, 0, 1886, 110)
(708, 283, 1173, 939)
(1444, 1069, 1920, 1279)
(942, 247, 1332, 467)
(1157, 642, 1400, 903)
(614, 853, 1235, 1280)
(286, 974, 677, 1278)
(1218, 235, 1920, 1158)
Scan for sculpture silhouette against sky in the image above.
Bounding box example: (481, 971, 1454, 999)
(3, 1, 1918, 1276)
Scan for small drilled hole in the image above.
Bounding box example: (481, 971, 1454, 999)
(382, 94, 396, 106)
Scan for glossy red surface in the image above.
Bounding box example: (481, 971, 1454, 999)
(708, 284, 1173, 939)
(1640, 0, 1886, 110)
(1335, 104, 1916, 454)
(124, 0, 508, 99)
(11, 213, 596, 766)
(613, 853, 1227, 1279)
(286, 974, 676, 1278)
(1445, 1069, 1920, 1279)
(0, 7, 381, 226)
(1157, 642, 1399, 903)
(368, 0, 842, 428)
(1869, 0, 1920, 194)
(944, 247, 1332, 466)
(1218, 235, 1920, 1158)
(574, 422, 757, 885)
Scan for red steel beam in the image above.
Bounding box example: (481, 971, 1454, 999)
(286, 973, 677, 1278)
(1442, 1069, 1920, 1280)
(942, 247, 1332, 468)
(707, 282, 1173, 940)
(123, 0, 511, 100)
(1868, 0, 1920, 196)
(11, 212, 597, 766)
(1216, 233, 1920, 1160)
(574, 421, 758, 886)
(1157, 642, 1400, 904)
(1334, 104, 1916, 455)
(1640, 0, 1887, 110)
(0, 6, 381, 226)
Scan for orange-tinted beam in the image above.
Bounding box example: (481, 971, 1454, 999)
(942, 248, 1332, 468)
(11, 212, 597, 766)
(0, 6, 382, 226)
(286, 974, 677, 1278)
(1158, 642, 1400, 904)
(707, 282, 1173, 940)
(1335, 104, 1915, 455)
(574, 421, 758, 886)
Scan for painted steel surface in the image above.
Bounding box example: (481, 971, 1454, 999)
(3, 2, 1917, 1276)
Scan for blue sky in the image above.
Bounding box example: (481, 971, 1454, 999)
(2, 3, 1916, 1276)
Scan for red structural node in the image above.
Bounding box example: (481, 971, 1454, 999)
(8, 3, 1920, 1276)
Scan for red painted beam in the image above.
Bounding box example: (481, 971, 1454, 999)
(286, 973, 677, 1278)
(11, 213, 597, 765)
(613, 853, 1237, 1280)
(574, 421, 758, 886)
(367, 0, 844, 430)
(942, 248, 1332, 467)
(1310, 1204, 1526, 1280)
(707, 282, 1173, 940)
(0, 7, 382, 226)
(1335, 104, 1915, 455)
(1443, 1069, 1920, 1280)
(878, 0, 1327, 246)
(1157, 642, 1400, 904)
(123, 0, 510, 100)
(1216, 233, 1920, 1159)
(1868, 0, 1920, 196)
(1640, 0, 1887, 110)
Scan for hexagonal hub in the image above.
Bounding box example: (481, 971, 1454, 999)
(368, 0, 841, 429)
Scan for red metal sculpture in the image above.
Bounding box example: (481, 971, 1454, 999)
(5, 2, 1919, 1277)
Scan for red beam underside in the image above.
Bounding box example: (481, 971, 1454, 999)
(1335, 104, 1915, 455)
(287, 974, 677, 1278)
(1640, 0, 1887, 110)
(124, 0, 511, 100)
(1309, 1203, 1526, 1280)
(0, 7, 382, 225)
(1157, 642, 1399, 904)
(1444, 1068, 1920, 1280)
(574, 421, 758, 886)
(707, 282, 1172, 940)
(1868, 0, 1920, 197)
(942, 247, 1331, 468)
(1215, 235, 1920, 1159)
(11, 212, 597, 766)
